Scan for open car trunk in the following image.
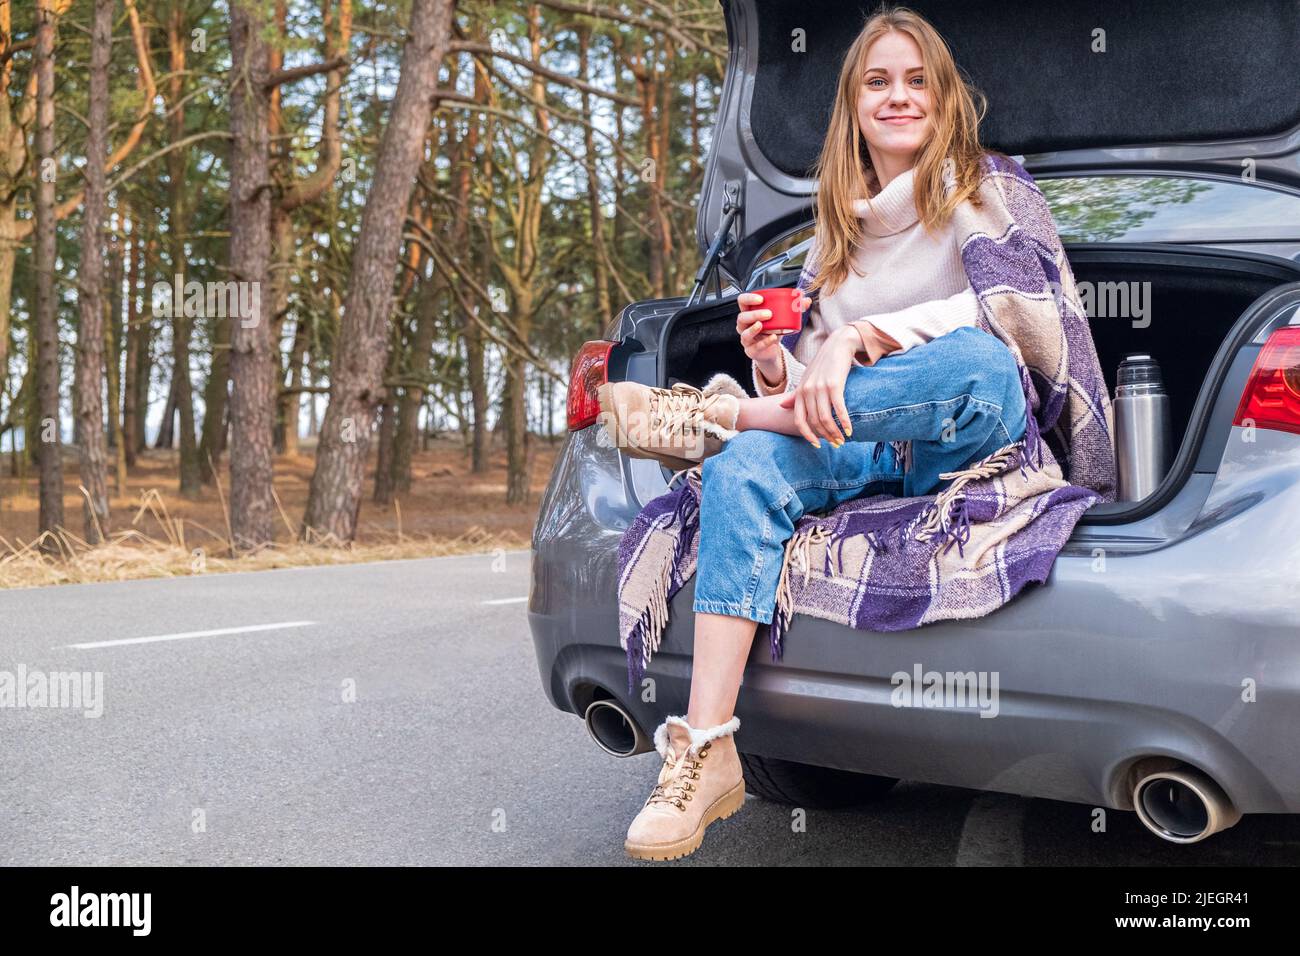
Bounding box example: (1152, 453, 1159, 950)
(701, 0, 1300, 282)
(657, 245, 1300, 519)
(622, 0, 1300, 522)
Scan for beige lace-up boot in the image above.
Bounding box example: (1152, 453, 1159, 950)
(624, 715, 745, 861)
(596, 373, 747, 470)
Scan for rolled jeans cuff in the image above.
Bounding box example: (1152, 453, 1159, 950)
(690, 597, 774, 626)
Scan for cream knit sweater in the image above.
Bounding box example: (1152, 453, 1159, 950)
(752, 164, 979, 396)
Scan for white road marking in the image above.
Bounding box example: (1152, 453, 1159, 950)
(481, 596, 528, 605)
(65, 621, 317, 650)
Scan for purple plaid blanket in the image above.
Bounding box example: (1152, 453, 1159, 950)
(616, 152, 1117, 689)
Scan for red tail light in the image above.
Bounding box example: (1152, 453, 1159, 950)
(1233, 326, 1300, 436)
(567, 340, 615, 431)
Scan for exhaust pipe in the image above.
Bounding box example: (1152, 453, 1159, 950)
(584, 699, 652, 757)
(1132, 764, 1242, 843)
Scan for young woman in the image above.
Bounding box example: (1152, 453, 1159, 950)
(597, 5, 1030, 861)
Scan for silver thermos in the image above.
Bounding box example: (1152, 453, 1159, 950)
(1113, 354, 1173, 502)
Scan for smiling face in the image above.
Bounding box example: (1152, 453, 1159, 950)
(855, 30, 932, 177)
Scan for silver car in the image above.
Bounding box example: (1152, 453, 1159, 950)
(528, 0, 1300, 843)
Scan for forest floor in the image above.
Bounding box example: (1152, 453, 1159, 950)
(0, 434, 562, 589)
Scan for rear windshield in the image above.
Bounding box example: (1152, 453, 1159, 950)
(1038, 174, 1300, 244)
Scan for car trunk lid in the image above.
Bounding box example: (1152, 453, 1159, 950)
(700, 0, 1300, 282)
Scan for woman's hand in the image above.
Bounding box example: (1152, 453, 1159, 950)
(778, 326, 860, 446)
(735, 292, 784, 367)
(738, 290, 806, 387)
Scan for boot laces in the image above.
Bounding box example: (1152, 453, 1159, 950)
(646, 743, 707, 811)
(650, 383, 708, 445)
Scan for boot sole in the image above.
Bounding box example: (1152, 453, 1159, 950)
(623, 780, 746, 862)
(596, 383, 706, 472)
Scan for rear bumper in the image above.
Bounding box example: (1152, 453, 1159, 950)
(529, 427, 1300, 814)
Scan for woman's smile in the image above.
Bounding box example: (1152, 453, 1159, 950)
(855, 29, 933, 178)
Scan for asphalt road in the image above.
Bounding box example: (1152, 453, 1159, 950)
(1, 550, 1296, 866)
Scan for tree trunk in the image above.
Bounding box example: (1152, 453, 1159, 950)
(392, 278, 439, 493)
(141, 237, 160, 452)
(106, 210, 128, 494)
(34, 0, 64, 547)
(155, 372, 177, 449)
(7, 367, 30, 477)
(577, 25, 611, 324)
(124, 228, 151, 461)
(274, 0, 350, 457)
(269, 207, 293, 453)
(503, 351, 530, 504)
(304, 0, 456, 542)
(266, 5, 292, 457)
(305, 355, 319, 437)
(373, 319, 404, 505)
(0, 0, 54, 374)
(462, 58, 489, 474)
(372, 396, 397, 505)
(656, 38, 675, 292)
(198, 313, 231, 479)
(227, 0, 277, 548)
(629, 51, 659, 297)
(74, 0, 113, 542)
(391, 398, 416, 494)
(167, 6, 201, 497)
(281, 312, 311, 456)
(106, 226, 123, 453)
(610, 33, 626, 308)
(498, 4, 548, 506)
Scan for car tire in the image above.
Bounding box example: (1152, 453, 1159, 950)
(739, 752, 899, 809)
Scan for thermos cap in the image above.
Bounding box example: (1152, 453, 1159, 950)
(1117, 353, 1165, 387)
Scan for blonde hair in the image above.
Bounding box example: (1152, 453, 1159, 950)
(808, 3, 998, 299)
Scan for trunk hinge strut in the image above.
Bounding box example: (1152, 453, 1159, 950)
(688, 181, 742, 306)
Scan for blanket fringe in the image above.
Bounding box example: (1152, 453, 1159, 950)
(667, 467, 702, 567)
(770, 522, 833, 660)
(768, 441, 1026, 658)
(871, 438, 914, 474)
(892, 439, 913, 474)
(910, 442, 1023, 557)
(625, 552, 673, 692)
(625, 464, 702, 691)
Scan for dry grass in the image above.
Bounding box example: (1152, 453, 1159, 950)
(0, 436, 554, 590)
(0, 489, 529, 589)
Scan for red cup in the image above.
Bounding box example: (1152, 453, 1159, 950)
(751, 287, 803, 333)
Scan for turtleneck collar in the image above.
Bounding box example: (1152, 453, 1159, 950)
(851, 165, 919, 237)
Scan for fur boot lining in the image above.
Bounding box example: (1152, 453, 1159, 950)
(702, 374, 743, 437)
(701, 417, 739, 442)
(654, 714, 741, 758)
(701, 372, 749, 402)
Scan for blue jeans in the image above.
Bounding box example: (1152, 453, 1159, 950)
(692, 326, 1028, 625)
